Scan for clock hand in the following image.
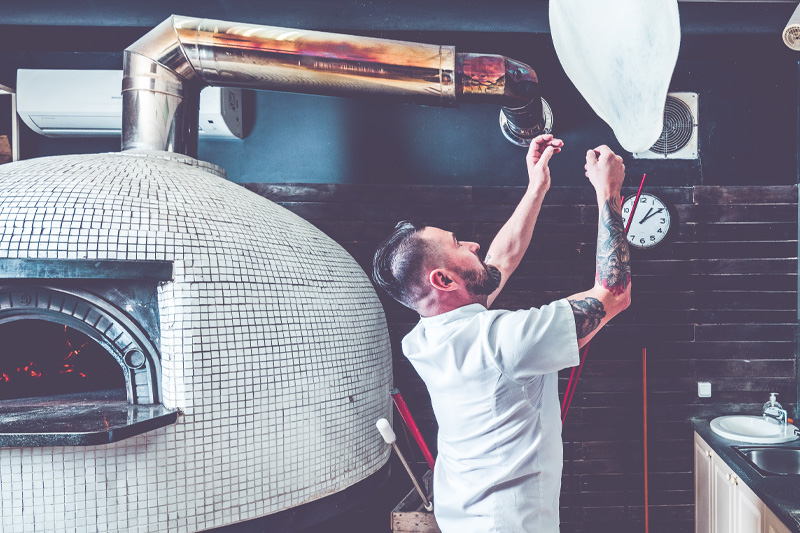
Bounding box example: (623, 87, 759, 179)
(639, 208, 663, 224)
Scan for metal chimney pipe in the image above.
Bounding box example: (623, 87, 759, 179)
(123, 15, 550, 156)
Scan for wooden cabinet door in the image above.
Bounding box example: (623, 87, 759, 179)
(734, 476, 763, 533)
(694, 434, 713, 533)
(764, 507, 792, 533)
(694, 431, 793, 533)
(712, 454, 735, 533)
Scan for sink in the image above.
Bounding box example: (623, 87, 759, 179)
(736, 447, 800, 475)
(710, 415, 799, 444)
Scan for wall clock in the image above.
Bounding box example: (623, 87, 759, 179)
(621, 193, 671, 249)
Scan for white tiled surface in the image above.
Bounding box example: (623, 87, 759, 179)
(0, 152, 393, 532)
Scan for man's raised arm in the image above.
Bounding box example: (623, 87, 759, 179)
(485, 134, 563, 308)
(566, 146, 632, 348)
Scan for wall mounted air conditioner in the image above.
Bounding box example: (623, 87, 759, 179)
(16, 69, 245, 139)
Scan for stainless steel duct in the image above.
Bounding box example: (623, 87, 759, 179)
(122, 15, 551, 155)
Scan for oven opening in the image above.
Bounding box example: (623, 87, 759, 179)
(0, 319, 126, 401)
(0, 268, 178, 447)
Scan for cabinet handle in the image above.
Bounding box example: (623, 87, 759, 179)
(706, 450, 712, 458)
(733, 477, 739, 486)
(727, 473, 732, 481)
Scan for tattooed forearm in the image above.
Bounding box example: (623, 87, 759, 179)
(596, 197, 631, 295)
(569, 297, 607, 339)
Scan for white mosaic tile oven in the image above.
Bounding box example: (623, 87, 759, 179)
(0, 151, 393, 531)
(0, 11, 557, 530)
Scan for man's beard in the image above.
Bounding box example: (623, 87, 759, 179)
(456, 261, 502, 296)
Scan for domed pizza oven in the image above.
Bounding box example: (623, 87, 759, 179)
(0, 151, 393, 531)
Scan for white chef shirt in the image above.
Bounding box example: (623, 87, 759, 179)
(402, 300, 579, 533)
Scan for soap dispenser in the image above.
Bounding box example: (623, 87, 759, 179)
(762, 392, 787, 423)
(763, 392, 783, 413)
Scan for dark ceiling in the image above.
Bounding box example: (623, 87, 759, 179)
(0, 0, 796, 35)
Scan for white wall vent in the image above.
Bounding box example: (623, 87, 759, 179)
(16, 69, 245, 139)
(632, 92, 698, 160)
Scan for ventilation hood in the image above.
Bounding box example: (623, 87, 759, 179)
(122, 15, 551, 153)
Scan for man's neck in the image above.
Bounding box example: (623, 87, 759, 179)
(417, 293, 488, 318)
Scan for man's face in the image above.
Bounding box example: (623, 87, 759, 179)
(421, 227, 502, 296)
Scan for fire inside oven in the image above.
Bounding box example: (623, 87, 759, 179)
(0, 264, 176, 447)
(0, 283, 162, 406)
(0, 319, 125, 401)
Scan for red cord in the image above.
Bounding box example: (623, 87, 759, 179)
(561, 342, 590, 422)
(561, 366, 577, 413)
(643, 347, 649, 532)
(561, 173, 647, 423)
(624, 174, 647, 235)
(391, 388, 436, 471)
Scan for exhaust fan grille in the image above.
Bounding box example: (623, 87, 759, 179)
(650, 96, 694, 155)
(784, 26, 800, 50)
(632, 92, 698, 160)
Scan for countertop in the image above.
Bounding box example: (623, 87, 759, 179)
(692, 419, 800, 533)
(0, 389, 178, 446)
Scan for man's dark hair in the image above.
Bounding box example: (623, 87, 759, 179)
(372, 220, 436, 308)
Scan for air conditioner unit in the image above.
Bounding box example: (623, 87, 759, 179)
(16, 69, 245, 139)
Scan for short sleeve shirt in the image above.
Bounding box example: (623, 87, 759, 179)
(401, 299, 579, 533)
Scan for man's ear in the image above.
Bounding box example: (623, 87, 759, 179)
(429, 269, 457, 292)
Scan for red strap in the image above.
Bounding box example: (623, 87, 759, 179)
(561, 365, 577, 413)
(624, 174, 647, 235)
(561, 342, 590, 422)
(643, 347, 650, 532)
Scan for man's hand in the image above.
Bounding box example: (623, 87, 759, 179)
(584, 145, 625, 199)
(526, 134, 563, 194)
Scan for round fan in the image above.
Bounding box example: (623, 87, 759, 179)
(649, 96, 695, 155)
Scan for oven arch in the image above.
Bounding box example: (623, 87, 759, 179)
(0, 285, 162, 404)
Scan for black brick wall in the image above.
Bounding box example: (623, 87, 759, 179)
(247, 182, 799, 533)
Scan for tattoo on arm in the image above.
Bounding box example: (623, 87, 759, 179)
(569, 297, 607, 339)
(596, 197, 631, 296)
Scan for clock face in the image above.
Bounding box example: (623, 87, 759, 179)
(621, 193, 671, 249)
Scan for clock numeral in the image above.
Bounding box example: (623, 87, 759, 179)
(640, 238, 646, 244)
(623, 207, 630, 213)
(657, 228, 663, 233)
(660, 218, 666, 224)
(641, 197, 648, 203)
(650, 235, 656, 241)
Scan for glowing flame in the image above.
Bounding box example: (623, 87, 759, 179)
(16, 363, 42, 378)
(15, 363, 41, 377)
(64, 325, 88, 360)
(2, 325, 93, 388)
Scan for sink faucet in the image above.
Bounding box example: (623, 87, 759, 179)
(763, 406, 789, 424)
(762, 392, 789, 425)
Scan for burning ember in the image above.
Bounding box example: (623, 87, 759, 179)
(0, 320, 124, 400)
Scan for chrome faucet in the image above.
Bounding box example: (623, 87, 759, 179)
(762, 392, 788, 425)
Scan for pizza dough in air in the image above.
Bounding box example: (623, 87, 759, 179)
(549, 0, 681, 153)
